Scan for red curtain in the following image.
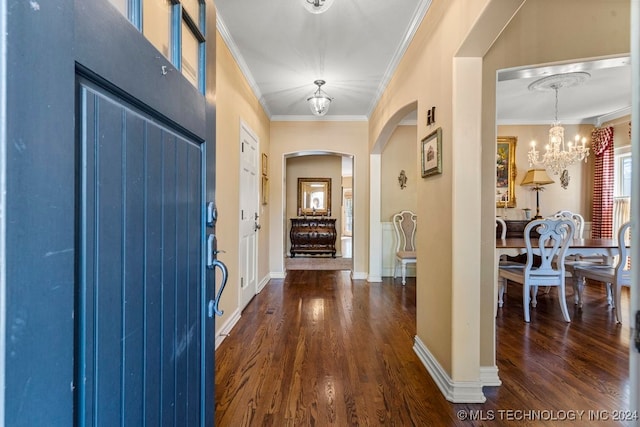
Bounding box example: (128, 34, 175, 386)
(590, 126, 614, 238)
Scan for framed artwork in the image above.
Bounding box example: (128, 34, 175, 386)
(261, 176, 269, 205)
(297, 177, 331, 216)
(421, 127, 442, 177)
(262, 153, 268, 176)
(496, 136, 517, 208)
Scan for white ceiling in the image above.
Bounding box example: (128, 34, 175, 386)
(215, 0, 430, 120)
(215, 1, 631, 124)
(496, 57, 631, 126)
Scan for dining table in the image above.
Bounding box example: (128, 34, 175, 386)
(496, 237, 622, 261)
(494, 237, 625, 315)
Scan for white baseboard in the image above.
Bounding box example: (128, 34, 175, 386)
(413, 336, 486, 403)
(270, 271, 286, 279)
(479, 366, 502, 387)
(366, 274, 382, 282)
(352, 271, 368, 280)
(215, 308, 241, 350)
(257, 274, 270, 293)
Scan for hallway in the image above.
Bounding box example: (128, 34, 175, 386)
(215, 271, 630, 426)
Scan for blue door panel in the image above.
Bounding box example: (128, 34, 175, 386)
(95, 90, 125, 427)
(161, 134, 178, 425)
(144, 123, 164, 427)
(123, 110, 146, 424)
(187, 145, 202, 427)
(78, 83, 204, 426)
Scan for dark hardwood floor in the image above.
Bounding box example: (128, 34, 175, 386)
(215, 271, 632, 426)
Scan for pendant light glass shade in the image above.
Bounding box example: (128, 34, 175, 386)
(307, 80, 333, 116)
(303, 0, 335, 14)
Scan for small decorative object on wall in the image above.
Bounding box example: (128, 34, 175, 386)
(261, 176, 269, 205)
(496, 136, 517, 208)
(426, 106, 436, 126)
(398, 170, 407, 189)
(421, 127, 442, 177)
(559, 169, 570, 189)
(262, 153, 268, 176)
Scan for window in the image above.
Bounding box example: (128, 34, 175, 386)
(613, 146, 631, 235)
(615, 150, 632, 197)
(107, 0, 206, 93)
(143, 0, 173, 60)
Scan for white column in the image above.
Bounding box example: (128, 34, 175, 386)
(368, 154, 382, 282)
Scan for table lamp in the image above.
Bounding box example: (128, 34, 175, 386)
(520, 169, 554, 219)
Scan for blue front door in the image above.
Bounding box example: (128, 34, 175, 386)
(2, 0, 215, 425)
(77, 82, 206, 425)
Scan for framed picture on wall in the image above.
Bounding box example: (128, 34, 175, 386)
(262, 153, 268, 176)
(421, 127, 442, 177)
(496, 136, 517, 208)
(262, 176, 269, 205)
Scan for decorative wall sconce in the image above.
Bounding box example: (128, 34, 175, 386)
(398, 170, 407, 189)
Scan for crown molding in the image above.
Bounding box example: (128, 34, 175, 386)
(216, 14, 272, 117)
(366, 0, 433, 117)
(270, 115, 368, 122)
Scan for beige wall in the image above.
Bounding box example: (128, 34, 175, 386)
(215, 31, 271, 337)
(285, 155, 343, 255)
(381, 125, 418, 221)
(497, 124, 595, 221)
(269, 121, 369, 277)
(610, 116, 632, 149)
(369, 0, 492, 379)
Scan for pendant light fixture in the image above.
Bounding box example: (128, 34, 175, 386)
(303, 0, 335, 14)
(527, 72, 591, 175)
(307, 80, 333, 116)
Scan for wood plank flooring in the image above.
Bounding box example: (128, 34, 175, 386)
(215, 271, 632, 426)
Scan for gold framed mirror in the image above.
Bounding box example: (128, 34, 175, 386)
(496, 136, 517, 208)
(297, 177, 331, 216)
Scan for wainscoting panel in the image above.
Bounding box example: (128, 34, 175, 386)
(382, 222, 416, 278)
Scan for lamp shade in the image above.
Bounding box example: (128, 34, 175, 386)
(520, 168, 554, 186)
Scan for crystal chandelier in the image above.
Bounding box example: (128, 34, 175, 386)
(307, 80, 333, 116)
(527, 73, 591, 175)
(303, 0, 335, 14)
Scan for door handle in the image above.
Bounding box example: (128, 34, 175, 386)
(209, 259, 229, 317)
(206, 233, 228, 317)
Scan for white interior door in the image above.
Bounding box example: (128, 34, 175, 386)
(239, 123, 259, 310)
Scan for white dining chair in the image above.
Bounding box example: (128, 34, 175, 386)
(549, 210, 584, 238)
(498, 218, 575, 322)
(545, 210, 612, 303)
(393, 210, 417, 285)
(496, 217, 507, 240)
(573, 222, 631, 323)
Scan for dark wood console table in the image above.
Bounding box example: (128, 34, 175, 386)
(290, 217, 337, 257)
(496, 219, 538, 239)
